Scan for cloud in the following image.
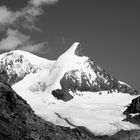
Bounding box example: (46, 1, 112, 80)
(21, 42, 49, 53)
(0, 0, 60, 31)
(0, 29, 30, 50)
(0, 28, 48, 53)
(0, 6, 15, 25)
(0, 5, 42, 31)
(29, 0, 59, 6)
(14, 6, 43, 31)
(0, 0, 60, 53)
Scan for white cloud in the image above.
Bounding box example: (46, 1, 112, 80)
(15, 6, 43, 31)
(0, 5, 42, 31)
(0, 6, 16, 25)
(0, 28, 49, 53)
(21, 42, 49, 53)
(29, 0, 59, 6)
(0, 29, 30, 50)
(0, 0, 60, 53)
(0, 0, 60, 30)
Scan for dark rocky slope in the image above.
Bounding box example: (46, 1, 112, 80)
(124, 96, 140, 114)
(123, 96, 140, 127)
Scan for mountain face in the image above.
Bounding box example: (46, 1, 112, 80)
(0, 42, 140, 139)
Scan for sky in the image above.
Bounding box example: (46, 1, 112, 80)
(0, 0, 140, 91)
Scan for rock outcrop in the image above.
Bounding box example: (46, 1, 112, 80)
(124, 96, 140, 114)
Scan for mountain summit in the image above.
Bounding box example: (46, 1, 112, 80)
(64, 42, 83, 56)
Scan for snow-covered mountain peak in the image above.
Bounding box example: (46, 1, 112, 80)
(42, 43, 89, 91)
(65, 42, 80, 55)
(63, 42, 83, 56)
(55, 42, 87, 68)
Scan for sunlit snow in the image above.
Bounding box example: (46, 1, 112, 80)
(13, 78, 139, 136)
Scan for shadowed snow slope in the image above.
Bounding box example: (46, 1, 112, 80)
(2, 42, 139, 136)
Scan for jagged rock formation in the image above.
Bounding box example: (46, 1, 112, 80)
(124, 96, 140, 114)
(122, 96, 140, 134)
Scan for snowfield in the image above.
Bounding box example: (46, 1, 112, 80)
(13, 80, 139, 135)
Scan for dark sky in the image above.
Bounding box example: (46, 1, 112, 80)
(0, 0, 140, 90)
